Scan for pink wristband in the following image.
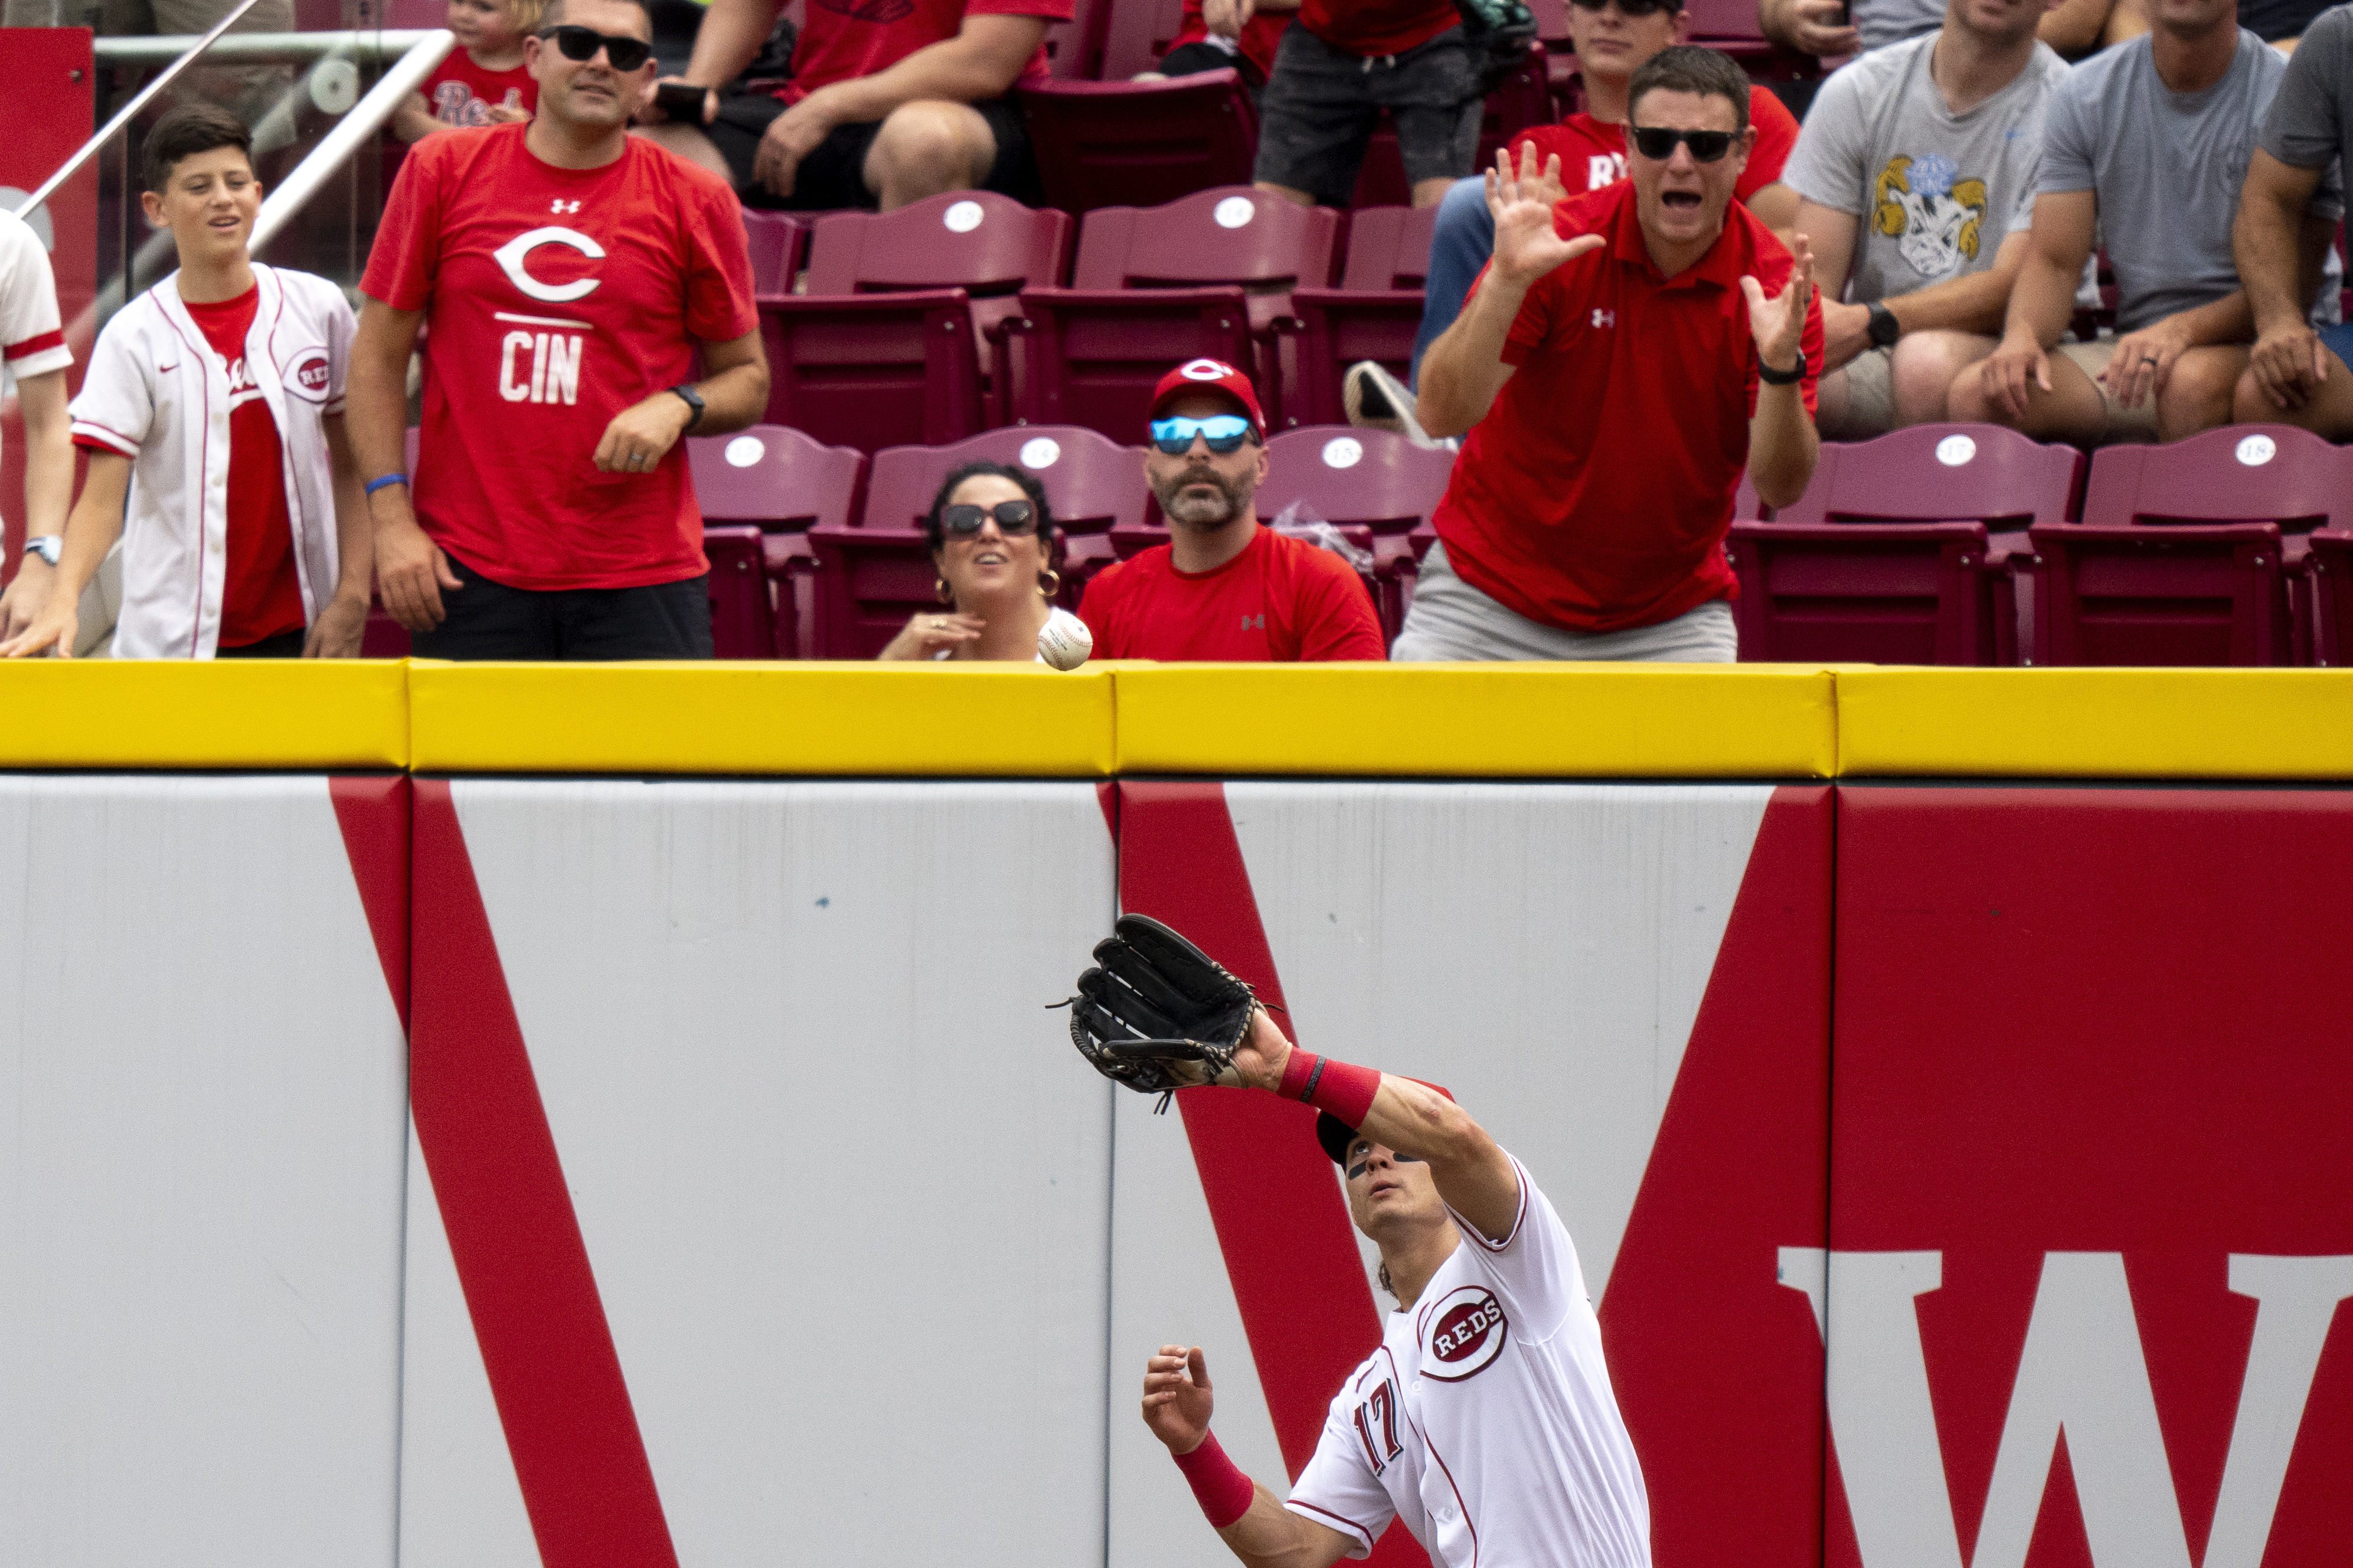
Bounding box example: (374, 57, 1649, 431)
(1173, 1432, 1256, 1528)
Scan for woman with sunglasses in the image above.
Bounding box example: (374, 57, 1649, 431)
(878, 462, 1087, 662)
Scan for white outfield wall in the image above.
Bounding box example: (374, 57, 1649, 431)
(0, 775, 408, 1566)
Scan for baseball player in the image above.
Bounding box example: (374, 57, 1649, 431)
(1120, 998, 1652, 1566)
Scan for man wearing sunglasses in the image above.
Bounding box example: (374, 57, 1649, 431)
(1404, 47, 1819, 663)
(1354, 0, 1801, 441)
(1077, 359, 1387, 662)
(1780, 0, 2070, 437)
(351, 0, 771, 659)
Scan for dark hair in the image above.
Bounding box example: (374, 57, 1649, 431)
(142, 104, 253, 195)
(1626, 45, 1750, 136)
(537, 0, 649, 31)
(925, 461, 1063, 590)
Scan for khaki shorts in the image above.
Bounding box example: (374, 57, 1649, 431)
(2053, 339, 2162, 443)
(1818, 345, 1895, 441)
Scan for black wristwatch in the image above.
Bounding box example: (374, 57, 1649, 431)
(1758, 351, 1808, 387)
(667, 383, 706, 430)
(1866, 300, 1902, 350)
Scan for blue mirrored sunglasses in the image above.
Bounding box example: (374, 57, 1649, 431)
(1149, 414, 1254, 455)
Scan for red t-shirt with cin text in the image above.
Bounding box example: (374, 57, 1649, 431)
(361, 126, 756, 591)
(1435, 180, 1822, 634)
(1079, 525, 1388, 660)
(1508, 86, 1799, 207)
(781, 0, 1073, 103)
(184, 287, 307, 647)
(1302, 0, 1455, 58)
(419, 53, 537, 128)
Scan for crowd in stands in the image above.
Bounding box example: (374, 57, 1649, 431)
(5, 0, 2353, 667)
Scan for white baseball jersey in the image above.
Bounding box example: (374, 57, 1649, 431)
(2, 206, 74, 535)
(69, 266, 352, 659)
(1287, 1154, 1652, 1568)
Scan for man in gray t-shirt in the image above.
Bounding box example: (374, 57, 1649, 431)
(1957, 4, 2341, 443)
(2235, 1, 2353, 434)
(1783, 0, 2068, 436)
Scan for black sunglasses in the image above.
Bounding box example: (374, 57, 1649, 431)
(1628, 125, 1738, 163)
(940, 499, 1041, 537)
(538, 24, 653, 71)
(1568, 0, 1678, 15)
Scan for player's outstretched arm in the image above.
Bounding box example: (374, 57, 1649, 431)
(1230, 1010, 1522, 1243)
(1143, 1346, 1357, 1568)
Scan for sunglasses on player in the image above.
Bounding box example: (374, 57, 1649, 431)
(1149, 414, 1255, 456)
(939, 499, 1041, 537)
(1628, 125, 1739, 162)
(1567, 0, 1678, 15)
(537, 24, 653, 70)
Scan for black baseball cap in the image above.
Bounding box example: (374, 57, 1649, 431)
(1313, 1079, 1456, 1166)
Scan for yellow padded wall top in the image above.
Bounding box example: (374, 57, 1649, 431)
(0, 661, 410, 770)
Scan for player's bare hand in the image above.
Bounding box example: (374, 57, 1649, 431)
(878, 611, 986, 660)
(303, 591, 370, 659)
(1225, 1004, 1295, 1092)
(1203, 0, 1255, 37)
(753, 102, 835, 199)
(1142, 1344, 1216, 1455)
(0, 595, 76, 659)
(2096, 317, 2190, 410)
(594, 392, 694, 476)
(1488, 145, 1603, 290)
(1741, 233, 1813, 377)
(0, 558, 54, 640)
(636, 75, 716, 125)
(1979, 333, 2050, 421)
(1785, 0, 1859, 55)
(375, 509, 463, 631)
(2247, 320, 2328, 412)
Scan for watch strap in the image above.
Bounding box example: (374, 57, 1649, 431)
(668, 384, 705, 430)
(1867, 300, 1901, 350)
(23, 535, 63, 567)
(1757, 350, 1807, 387)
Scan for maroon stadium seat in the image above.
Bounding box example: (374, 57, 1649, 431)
(2030, 425, 2352, 666)
(1259, 425, 1455, 639)
(690, 424, 867, 658)
(1100, 0, 1192, 78)
(1290, 205, 1439, 427)
(741, 211, 807, 298)
(1011, 186, 1340, 437)
(703, 526, 776, 659)
(1043, 0, 1112, 77)
(757, 285, 985, 451)
(1019, 71, 1260, 215)
(1730, 424, 2083, 666)
(807, 426, 1151, 657)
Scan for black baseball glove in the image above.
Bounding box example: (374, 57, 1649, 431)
(1058, 915, 1263, 1107)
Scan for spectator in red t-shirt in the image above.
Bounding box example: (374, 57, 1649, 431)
(1350, 0, 1800, 441)
(1137, 0, 1296, 93)
(392, 0, 544, 142)
(349, 0, 770, 660)
(1252, 0, 1479, 210)
(1401, 47, 1821, 663)
(1079, 360, 1387, 662)
(634, 0, 1070, 211)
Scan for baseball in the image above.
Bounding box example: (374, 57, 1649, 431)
(1039, 616, 1093, 670)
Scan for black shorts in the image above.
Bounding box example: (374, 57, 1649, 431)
(1254, 24, 1479, 207)
(409, 552, 715, 661)
(705, 93, 1042, 211)
(216, 627, 308, 658)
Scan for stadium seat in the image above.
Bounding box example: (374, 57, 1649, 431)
(703, 526, 776, 659)
(1019, 71, 1261, 215)
(1290, 205, 1439, 427)
(1010, 186, 1341, 437)
(1260, 425, 1455, 639)
(1044, 0, 1112, 78)
(785, 192, 1076, 425)
(2029, 425, 2350, 666)
(1099, 0, 1190, 78)
(807, 425, 1150, 657)
(742, 211, 807, 297)
(757, 284, 987, 451)
(1728, 424, 2083, 666)
(690, 424, 868, 658)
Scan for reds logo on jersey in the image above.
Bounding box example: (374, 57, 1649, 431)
(287, 352, 332, 402)
(1422, 1286, 1509, 1380)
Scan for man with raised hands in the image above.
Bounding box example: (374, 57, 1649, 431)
(1139, 1005, 1652, 1567)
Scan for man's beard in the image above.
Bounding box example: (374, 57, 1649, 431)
(1154, 464, 1250, 528)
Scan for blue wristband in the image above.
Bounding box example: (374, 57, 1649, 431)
(365, 473, 408, 496)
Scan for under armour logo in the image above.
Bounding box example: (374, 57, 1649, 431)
(1240, 614, 1265, 631)
(550, 199, 581, 215)
(1591, 309, 1616, 329)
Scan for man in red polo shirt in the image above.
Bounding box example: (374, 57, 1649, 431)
(1403, 46, 1821, 663)
(1079, 360, 1388, 662)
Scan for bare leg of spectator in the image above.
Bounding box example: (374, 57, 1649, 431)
(863, 100, 997, 211)
(2152, 346, 2247, 442)
(1408, 176, 1454, 208)
(1890, 331, 1998, 425)
(1949, 345, 2110, 445)
(634, 122, 734, 183)
(2231, 351, 2353, 437)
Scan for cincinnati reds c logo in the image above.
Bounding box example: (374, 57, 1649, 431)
(492, 226, 605, 303)
(1178, 358, 1236, 381)
(1421, 1286, 1508, 1381)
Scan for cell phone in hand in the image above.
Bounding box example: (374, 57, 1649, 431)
(655, 80, 708, 122)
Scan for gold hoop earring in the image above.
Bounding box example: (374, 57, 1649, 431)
(934, 577, 953, 605)
(1039, 568, 1063, 599)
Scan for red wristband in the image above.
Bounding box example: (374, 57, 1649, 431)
(1277, 1048, 1322, 1100)
(1307, 1057, 1382, 1129)
(1173, 1431, 1256, 1528)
